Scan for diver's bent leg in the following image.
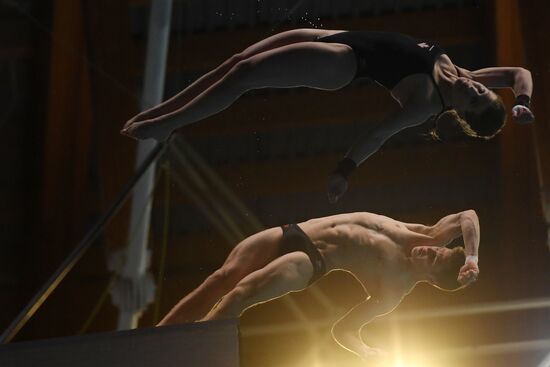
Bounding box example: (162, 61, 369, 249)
(128, 54, 245, 125)
(202, 252, 313, 320)
(124, 41, 356, 141)
(124, 28, 336, 126)
(158, 228, 283, 325)
(157, 268, 241, 325)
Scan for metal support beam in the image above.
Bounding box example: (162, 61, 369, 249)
(109, 0, 173, 330)
(0, 142, 166, 344)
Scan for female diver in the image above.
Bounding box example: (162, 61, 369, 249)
(121, 29, 534, 202)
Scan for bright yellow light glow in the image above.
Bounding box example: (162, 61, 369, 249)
(393, 360, 422, 367)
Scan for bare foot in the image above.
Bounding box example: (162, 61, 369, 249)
(120, 119, 173, 142)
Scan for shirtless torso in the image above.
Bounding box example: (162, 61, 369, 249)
(298, 212, 429, 298)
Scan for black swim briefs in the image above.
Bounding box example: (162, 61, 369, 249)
(280, 223, 326, 285)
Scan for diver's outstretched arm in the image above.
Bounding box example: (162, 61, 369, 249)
(458, 66, 534, 123)
(423, 209, 480, 285)
(327, 101, 434, 203)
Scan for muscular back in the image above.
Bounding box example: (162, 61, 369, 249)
(298, 212, 433, 296)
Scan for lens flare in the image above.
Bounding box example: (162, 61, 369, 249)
(394, 361, 420, 367)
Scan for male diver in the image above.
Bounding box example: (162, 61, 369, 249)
(158, 209, 480, 361)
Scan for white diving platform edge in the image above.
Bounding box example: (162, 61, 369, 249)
(0, 319, 239, 367)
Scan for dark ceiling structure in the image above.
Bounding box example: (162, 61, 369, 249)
(1, 1, 549, 367)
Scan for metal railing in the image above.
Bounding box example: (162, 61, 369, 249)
(0, 142, 168, 344)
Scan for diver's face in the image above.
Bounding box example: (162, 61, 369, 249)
(452, 77, 497, 114)
(410, 246, 453, 275)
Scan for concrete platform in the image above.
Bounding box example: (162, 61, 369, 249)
(0, 319, 239, 367)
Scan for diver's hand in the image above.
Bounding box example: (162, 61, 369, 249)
(327, 174, 348, 204)
(357, 346, 389, 365)
(457, 258, 479, 286)
(512, 105, 534, 124)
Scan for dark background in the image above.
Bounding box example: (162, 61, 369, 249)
(1, 1, 549, 366)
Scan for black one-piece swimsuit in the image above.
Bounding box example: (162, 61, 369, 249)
(316, 30, 447, 107)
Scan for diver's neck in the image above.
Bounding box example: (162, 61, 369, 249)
(435, 68, 458, 109)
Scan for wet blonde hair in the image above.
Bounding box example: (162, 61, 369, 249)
(430, 95, 507, 140)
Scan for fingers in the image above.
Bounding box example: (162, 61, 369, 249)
(328, 194, 339, 204)
(459, 262, 477, 273)
(326, 175, 349, 203)
(463, 259, 479, 270)
(358, 346, 388, 361)
(458, 269, 478, 285)
(327, 189, 341, 203)
(512, 105, 535, 124)
(515, 112, 534, 123)
(458, 267, 476, 279)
